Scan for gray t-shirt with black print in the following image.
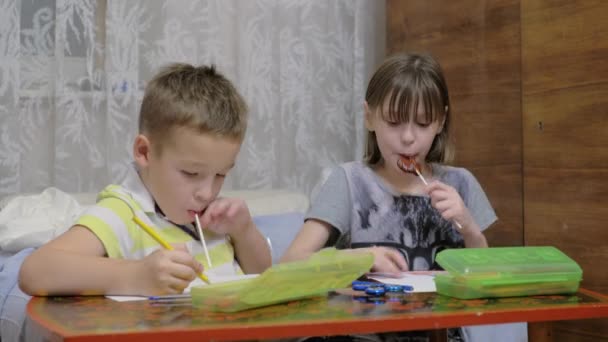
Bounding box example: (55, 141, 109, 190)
(305, 161, 497, 271)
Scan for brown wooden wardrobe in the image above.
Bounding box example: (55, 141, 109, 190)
(386, 1, 608, 340)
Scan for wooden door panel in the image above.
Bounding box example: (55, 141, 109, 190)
(389, 0, 608, 339)
(471, 165, 522, 246)
(522, 1, 608, 339)
(524, 167, 608, 293)
(387, 0, 523, 247)
(523, 84, 608, 168)
(522, 1, 608, 94)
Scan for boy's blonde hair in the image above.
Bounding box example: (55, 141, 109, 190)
(139, 63, 248, 152)
(364, 53, 453, 165)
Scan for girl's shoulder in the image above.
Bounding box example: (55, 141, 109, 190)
(339, 161, 379, 181)
(334, 161, 373, 181)
(338, 160, 366, 170)
(340, 161, 404, 196)
(432, 163, 479, 187)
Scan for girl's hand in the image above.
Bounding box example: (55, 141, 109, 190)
(426, 180, 489, 248)
(198, 197, 254, 237)
(426, 180, 475, 232)
(132, 244, 203, 296)
(358, 246, 408, 275)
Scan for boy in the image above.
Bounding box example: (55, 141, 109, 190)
(19, 63, 271, 296)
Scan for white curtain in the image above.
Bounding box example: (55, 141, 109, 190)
(0, 0, 385, 197)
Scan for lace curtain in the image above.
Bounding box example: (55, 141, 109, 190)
(0, 0, 385, 197)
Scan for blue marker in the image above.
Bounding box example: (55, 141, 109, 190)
(365, 286, 386, 296)
(148, 294, 191, 300)
(380, 283, 414, 292)
(351, 281, 376, 291)
(352, 281, 414, 292)
(384, 284, 403, 292)
(352, 283, 370, 291)
(402, 284, 414, 292)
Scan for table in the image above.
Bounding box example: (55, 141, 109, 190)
(26, 288, 608, 341)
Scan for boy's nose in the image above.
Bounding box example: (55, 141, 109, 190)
(194, 185, 214, 203)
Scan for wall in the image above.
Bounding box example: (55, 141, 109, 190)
(386, 0, 523, 248)
(521, 1, 608, 340)
(387, 0, 608, 340)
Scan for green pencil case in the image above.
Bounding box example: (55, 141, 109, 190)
(434, 246, 583, 299)
(191, 248, 373, 312)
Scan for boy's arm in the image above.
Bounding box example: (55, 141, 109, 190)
(231, 222, 272, 273)
(18, 225, 140, 296)
(280, 219, 332, 263)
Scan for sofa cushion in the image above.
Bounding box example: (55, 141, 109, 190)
(221, 190, 308, 216)
(253, 212, 304, 264)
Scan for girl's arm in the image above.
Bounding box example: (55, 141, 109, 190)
(280, 219, 333, 262)
(460, 221, 489, 248)
(282, 220, 408, 273)
(426, 179, 490, 248)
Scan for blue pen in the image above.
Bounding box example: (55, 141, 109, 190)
(148, 294, 191, 300)
(384, 284, 403, 292)
(381, 283, 414, 292)
(352, 281, 376, 291)
(150, 301, 192, 307)
(402, 284, 414, 292)
(365, 286, 386, 296)
(352, 281, 414, 292)
(149, 298, 191, 303)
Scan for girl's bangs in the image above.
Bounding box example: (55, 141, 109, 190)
(383, 77, 444, 124)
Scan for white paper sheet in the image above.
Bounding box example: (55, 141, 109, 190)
(107, 273, 258, 302)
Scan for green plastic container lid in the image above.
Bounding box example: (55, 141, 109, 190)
(434, 246, 583, 299)
(436, 246, 583, 277)
(191, 248, 374, 312)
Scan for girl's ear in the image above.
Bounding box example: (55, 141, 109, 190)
(364, 101, 375, 131)
(133, 134, 152, 168)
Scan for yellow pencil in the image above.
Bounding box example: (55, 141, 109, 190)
(133, 216, 210, 284)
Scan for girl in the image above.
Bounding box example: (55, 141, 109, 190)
(282, 52, 496, 274)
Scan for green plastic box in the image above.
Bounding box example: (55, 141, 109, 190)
(191, 248, 373, 312)
(434, 246, 583, 299)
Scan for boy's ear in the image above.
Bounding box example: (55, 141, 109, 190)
(133, 134, 152, 167)
(364, 101, 375, 131)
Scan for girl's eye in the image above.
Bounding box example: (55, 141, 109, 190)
(217, 173, 226, 178)
(385, 120, 400, 127)
(181, 170, 198, 177)
(416, 121, 431, 128)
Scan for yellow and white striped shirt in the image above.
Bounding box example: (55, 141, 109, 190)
(75, 165, 241, 277)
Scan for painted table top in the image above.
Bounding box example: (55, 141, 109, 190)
(27, 288, 608, 341)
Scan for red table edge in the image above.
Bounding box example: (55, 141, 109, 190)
(26, 288, 608, 342)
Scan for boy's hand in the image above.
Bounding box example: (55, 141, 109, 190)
(198, 197, 254, 237)
(357, 246, 408, 275)
(133, 244, 203, 296)
(200, 197, 271, 274)
(426, 180, 475, 232)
